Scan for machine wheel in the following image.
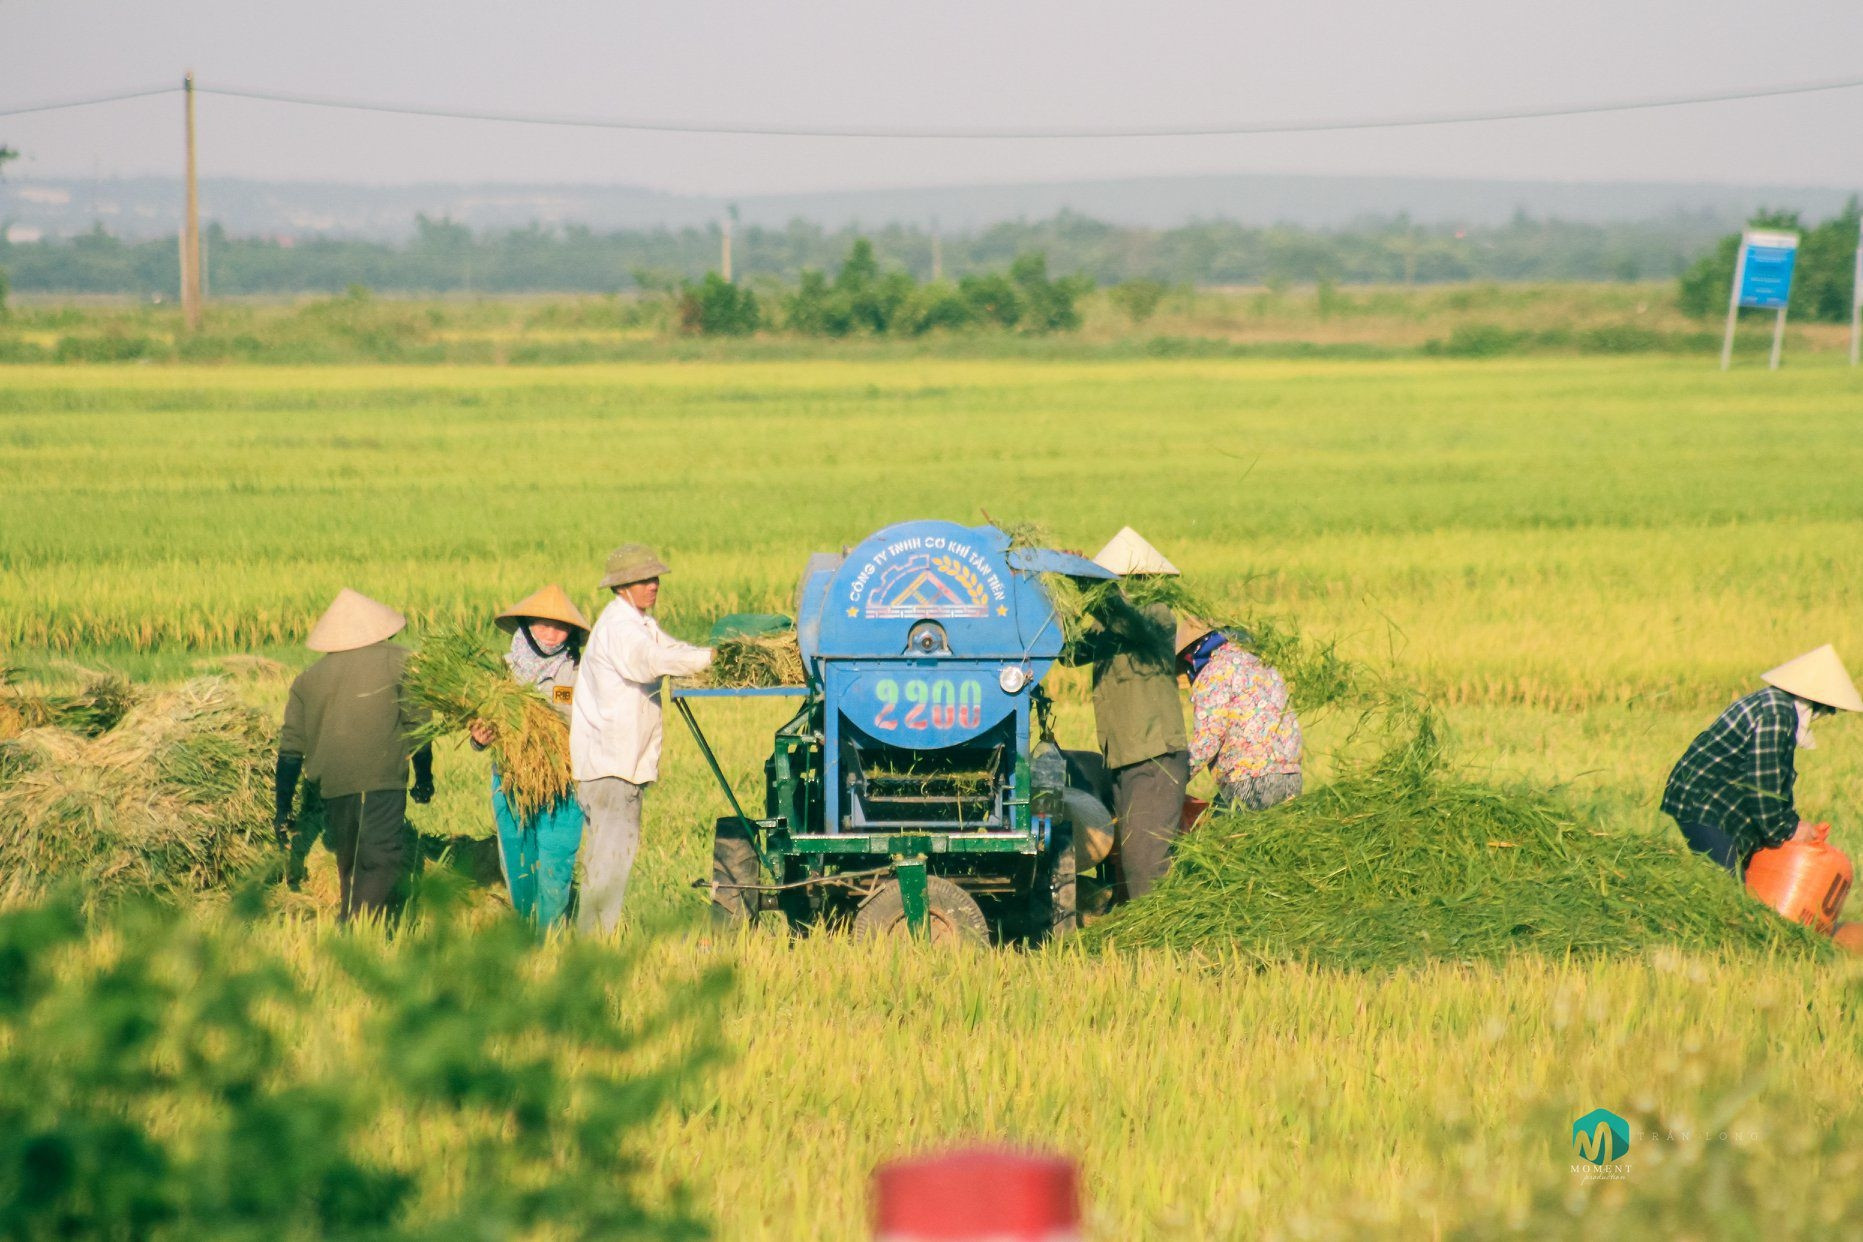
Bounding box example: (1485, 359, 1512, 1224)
(710, 818, 763, 926)
(853, 876, 988, 946)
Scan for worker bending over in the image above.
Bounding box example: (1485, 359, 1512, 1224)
(1662, 644, 1861, 875)
(1179, 619, 1303, 812)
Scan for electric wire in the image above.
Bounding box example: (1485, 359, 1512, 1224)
(0, 84, 179, 120)
(4, 74, 1862, 138)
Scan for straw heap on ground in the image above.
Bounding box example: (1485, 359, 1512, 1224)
(1081, 708, 1825, 967)
(0, 677, 275, 911)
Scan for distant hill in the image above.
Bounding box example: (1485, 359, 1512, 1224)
(3, 172, 1857, 242)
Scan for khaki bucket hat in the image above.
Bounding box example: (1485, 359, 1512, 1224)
(1092, 527, 1180, 577)
(1175, 617, 1215, 654)
(599, 543, 672, 590)
(1761, 644, 1863, 712)
(496, 584, 591, 636)
(306, 588, 406, 653)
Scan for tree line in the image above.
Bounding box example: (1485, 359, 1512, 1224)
(1, 209, 1738, 299)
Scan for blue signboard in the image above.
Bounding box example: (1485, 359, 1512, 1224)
(1737, 231, 1799, 309)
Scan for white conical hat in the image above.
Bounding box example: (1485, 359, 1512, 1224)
(1091, 527, 1180, 577)
(306, 588, 406, 653)
(1761, 644, 1863, 712)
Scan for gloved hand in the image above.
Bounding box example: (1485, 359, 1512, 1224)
(410, 742, 435, 804)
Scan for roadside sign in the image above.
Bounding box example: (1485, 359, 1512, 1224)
(1722, 229, 1800, 371)
(1736, 231, 1799, 309)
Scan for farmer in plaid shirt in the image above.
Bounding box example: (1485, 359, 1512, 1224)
(1662, 645, 1861, 874)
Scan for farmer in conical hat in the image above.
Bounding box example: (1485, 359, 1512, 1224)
(1178, 619, 1303, 812)
(1060, 528, 1190, 901)
(1663, 644, 1862, 875)
(466, 584, 590, 931)
(569, 544, 714, 934)
(276, 588, 434, 922)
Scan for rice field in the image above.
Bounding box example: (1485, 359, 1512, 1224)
(4, 354, 1863, 1236)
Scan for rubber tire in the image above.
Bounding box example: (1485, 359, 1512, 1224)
(711, 820, 762, 926)
(853, 876, 988, 946)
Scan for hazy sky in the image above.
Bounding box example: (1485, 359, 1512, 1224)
(7, 0, 1862, 193)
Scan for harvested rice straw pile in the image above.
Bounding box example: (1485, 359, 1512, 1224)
(0, 678, 275, 911)
(0, 667, 139, 742)
(404, 629, 572, 820)
(697, 632, 807, 689)
(1081, 706, 1824, 967)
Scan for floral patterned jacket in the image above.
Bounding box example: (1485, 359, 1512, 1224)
(1189, 643, 1301, 782)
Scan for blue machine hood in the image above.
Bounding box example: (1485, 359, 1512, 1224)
(799, 520, 1100, 673)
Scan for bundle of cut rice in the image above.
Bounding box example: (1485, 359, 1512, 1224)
(0, 668, 139, 742)
(699, 632, 807, 689)
(403, 628, 572, 820)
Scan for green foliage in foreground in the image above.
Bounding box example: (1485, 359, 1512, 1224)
(0, 883, 729, 1240)
(1084, 706, 1826, 966)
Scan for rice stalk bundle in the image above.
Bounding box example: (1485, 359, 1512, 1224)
(0, 678, 275, 912)
(699, 632, 806, 689)
(0, 669, 139, 741)
(1081, 706, 1823, 967)
(404, 629, 572, 820)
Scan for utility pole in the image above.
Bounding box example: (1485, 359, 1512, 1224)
(931, 217, 943, 283)
(180, 72, 202, 331)
(722, 203, 738, 282)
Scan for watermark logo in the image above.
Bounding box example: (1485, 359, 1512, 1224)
(1571, 1108, 1631, 1180)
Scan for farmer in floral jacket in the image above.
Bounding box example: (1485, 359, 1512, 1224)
(1178, 619, 1302, 812)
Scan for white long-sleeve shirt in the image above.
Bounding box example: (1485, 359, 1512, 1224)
(570, 596, 713, 785)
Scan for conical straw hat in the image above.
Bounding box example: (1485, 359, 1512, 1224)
(306, 588, 406, 653)
(1175, 617, 1214, 654)
(1092, 527, 1180, 577)
(496, 584, 591, 635)
(1761, 644, 1863, 712)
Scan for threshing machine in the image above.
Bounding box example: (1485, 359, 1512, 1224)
(675, 519, 1116, 943)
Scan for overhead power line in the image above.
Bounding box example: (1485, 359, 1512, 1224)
(5, 74, 1863, 137)
(0, 84, 179, 120)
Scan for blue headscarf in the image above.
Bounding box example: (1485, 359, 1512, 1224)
(1184, 630, 1229, 682)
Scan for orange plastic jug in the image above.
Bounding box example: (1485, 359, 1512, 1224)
(1745, 823, 1854, 934)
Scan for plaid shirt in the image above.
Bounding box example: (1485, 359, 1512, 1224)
(1661, 686, 1800, 851)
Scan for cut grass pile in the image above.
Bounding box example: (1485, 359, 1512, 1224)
(0, 678, 275, 911)
(403, 628, 572, 820)
(1082, 705, 1824, 967)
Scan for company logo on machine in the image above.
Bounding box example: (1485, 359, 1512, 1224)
(1570, 1108, 1631, 1180)
(845, 533, 1010, 619)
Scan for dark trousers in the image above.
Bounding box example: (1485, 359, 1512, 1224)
(1677, 817, 1746, 877)
(1112, 750, 1190, 901)
(324, 789, 413, 922)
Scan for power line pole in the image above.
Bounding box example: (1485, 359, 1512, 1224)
(931, 217, 943, 282)
(180, 71, 202, 331)
(722, 203, 737, 282)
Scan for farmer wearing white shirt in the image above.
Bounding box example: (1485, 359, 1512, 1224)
(571, 543, 713, 933)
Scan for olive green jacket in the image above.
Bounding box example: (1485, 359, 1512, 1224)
(279, 642, 421, 798)
(1065, 598, 1188, 770)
